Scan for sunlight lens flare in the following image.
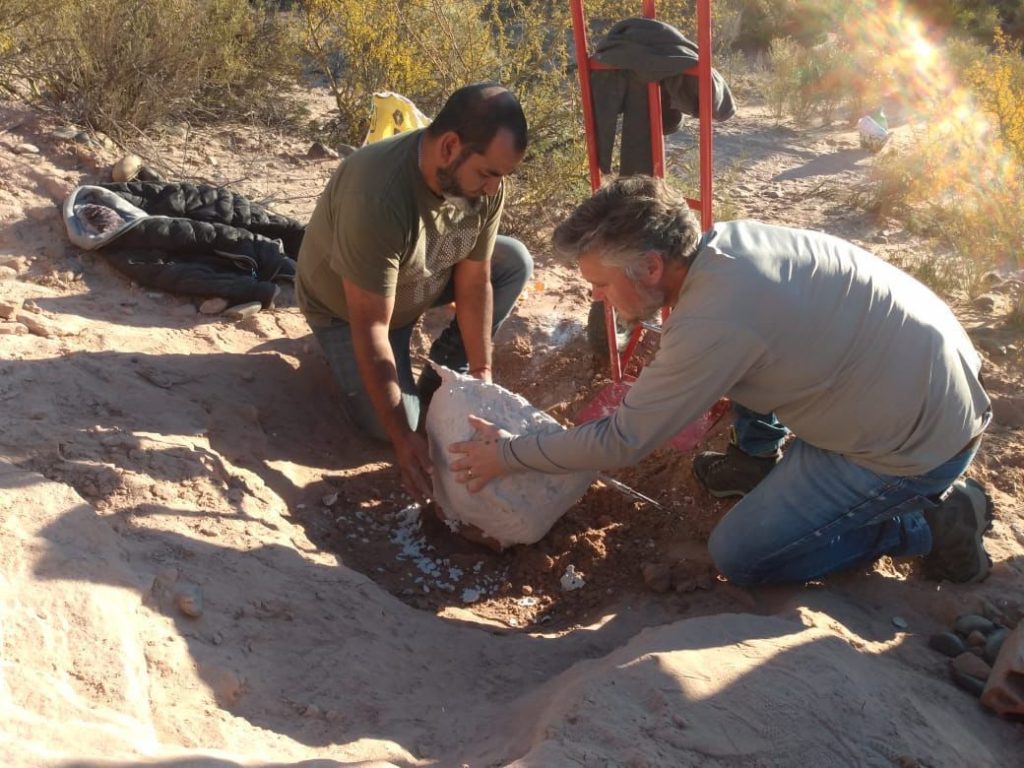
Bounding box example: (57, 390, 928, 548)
(844, 1, 1022, 262)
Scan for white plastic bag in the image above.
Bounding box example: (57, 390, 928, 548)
(425, 366, 597, 549)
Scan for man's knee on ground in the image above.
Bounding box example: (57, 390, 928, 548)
(707, 524, 759, 587)
(493, 236, 534, 284)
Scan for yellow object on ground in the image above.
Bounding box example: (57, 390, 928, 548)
(363, 92, 431, 146)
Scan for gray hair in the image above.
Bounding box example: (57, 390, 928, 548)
(552, 176, 701, 279)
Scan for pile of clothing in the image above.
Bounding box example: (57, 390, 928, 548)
(63, 181, 305, 308)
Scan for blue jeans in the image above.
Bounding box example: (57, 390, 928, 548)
(708, 405, 986, 586)
(311, 235, 532, 442)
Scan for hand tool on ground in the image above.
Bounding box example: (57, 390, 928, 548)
(596, 473, 665, 510)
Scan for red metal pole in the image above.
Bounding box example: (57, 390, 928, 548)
(697, 0, 713, 228)
(571, 1, 623, 380)
(643, 1, 665, 178)
(570, 0, 603, 193)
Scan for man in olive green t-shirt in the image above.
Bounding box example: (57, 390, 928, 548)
(297, 83, 531, 503)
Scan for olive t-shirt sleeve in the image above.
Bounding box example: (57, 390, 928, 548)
(466, 181, 505, 263)
(332, 190, 406, 296)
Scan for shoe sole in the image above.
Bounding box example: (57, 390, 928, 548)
(703, 487, 749, 499)
(957, 477, 995, 584)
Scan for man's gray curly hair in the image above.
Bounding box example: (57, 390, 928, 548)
(552, 175, 701, 280)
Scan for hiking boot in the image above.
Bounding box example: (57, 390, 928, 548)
(922, 477, 994, 584)
(692, 442, 780, 498)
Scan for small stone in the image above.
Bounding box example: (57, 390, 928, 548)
(51, 126, 80, 140)
(0, 298, 21, 319)
(303, 704, 321, 718)
(227, 488, 243, 502)
(981, 270, 1002, 286)
(199, 297, 230, 315)
(112, 154, 144, 182)
(971, 294, 997, 312)
(306, 141, 339, 160)
(174, 586, 204, 618)
(519, 549, 555, 574)
(0, 266, 18, 281)
(93, 131, 116, 151)
(954, 614, 995, 637)
(929, 632, 967, 658)
(642, 562, 672, 594)
(16, 312, 54, 338)
(559, 564, 585, 592)
(521, 584, 534, 595)
(984, 627, 1010, 665)
(951, 651, 992, 682)
(891, 616, 909, 630)
(223, 301, 262, 320)
(0, 322, 27, 335)
(949, 665, 986, 697)
(13, 143, 40, 155)
(967, 630, 987, 647)
(322, 492, 339, 507)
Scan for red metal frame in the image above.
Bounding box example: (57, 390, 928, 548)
(571, 0, 714, 383)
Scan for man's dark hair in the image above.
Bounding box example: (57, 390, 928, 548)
(553, 176, 701, 276)
(427, 82, 528, 155)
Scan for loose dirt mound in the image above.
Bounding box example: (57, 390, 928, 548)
(1, 97, 1022, 765)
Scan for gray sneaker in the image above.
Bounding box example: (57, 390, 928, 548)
(922, 477, 994, 584)
(692, 443, 780, 498)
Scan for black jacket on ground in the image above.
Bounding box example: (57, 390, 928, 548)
(103, 181, 305, 259)
(64, 182, 305, 308)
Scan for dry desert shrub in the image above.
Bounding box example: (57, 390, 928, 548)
(0, 0, 303, 134)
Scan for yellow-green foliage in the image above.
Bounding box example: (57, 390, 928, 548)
(967, 28, 1024, 166)
(865, 29, 1023, 292)
(0, 0, 301, 133)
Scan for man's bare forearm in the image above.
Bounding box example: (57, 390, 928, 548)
(350, 322, 411, 441)
(455, 280, 493, 378)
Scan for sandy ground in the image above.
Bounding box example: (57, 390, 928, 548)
(1, 93, 1023, 767)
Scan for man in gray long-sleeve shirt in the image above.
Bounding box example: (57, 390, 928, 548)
(450, 176, 993, 586)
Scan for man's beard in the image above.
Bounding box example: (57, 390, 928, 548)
(623, 282, 666, 326)
(436, 149, 485, 215)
